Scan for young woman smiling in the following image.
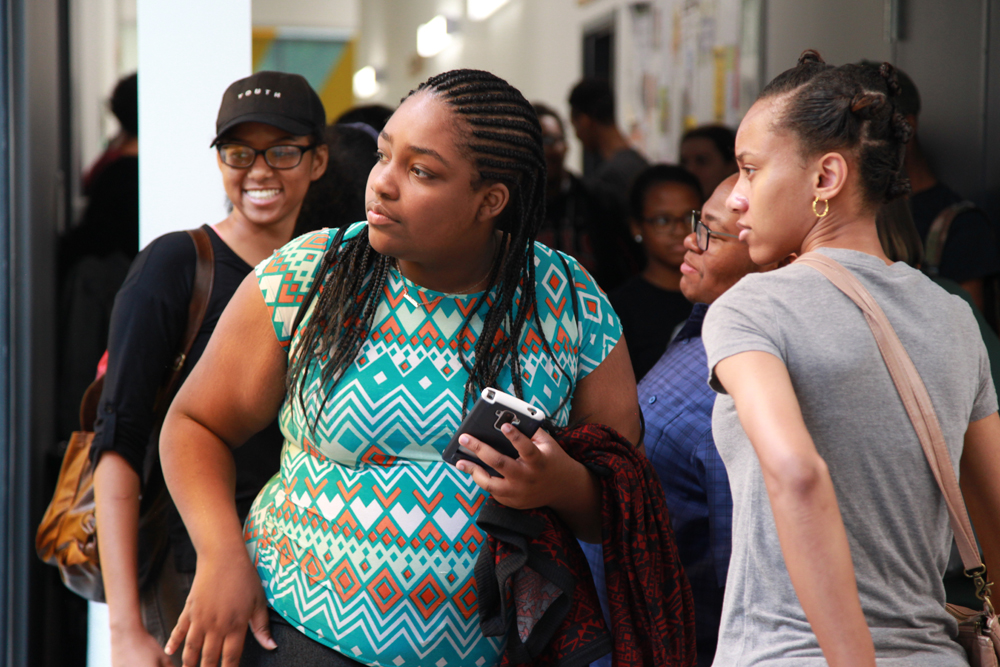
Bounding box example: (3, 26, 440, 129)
(701, 51, 1000, 666)
(91, 71, 328, 667)
(158, 69, 640, 667)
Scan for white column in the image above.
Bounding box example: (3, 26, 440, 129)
(136, 0, 251, 247)
(88, 5, 251, 665)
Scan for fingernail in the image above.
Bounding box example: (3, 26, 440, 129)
(456, 461, 469, 473)
(267, 638, 277, 650)
(501, 424, 512, 433)
(459, 435, 469, 445)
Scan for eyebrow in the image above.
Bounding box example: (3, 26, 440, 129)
(735, 151, 755, 162)
(703, 211, 721, 224)
(380, 131, 451, 167)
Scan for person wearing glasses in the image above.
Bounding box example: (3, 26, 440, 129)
(584, 174, 788, 667)
(610, 164, 703, 381)
(91, 71, 329, 667)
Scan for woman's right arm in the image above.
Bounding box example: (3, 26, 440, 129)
(960, 412, 1000, 580)
(94, 453, 173, 667)
(160, 274, 287, 667)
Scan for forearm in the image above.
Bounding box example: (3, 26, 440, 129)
(159, 411, 244, 560)
(547, 458, 602, 543)
(93, 452, 145, 632)
(766, 459, 875, 666)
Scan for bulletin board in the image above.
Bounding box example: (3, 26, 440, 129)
(623, 0, 763, 162)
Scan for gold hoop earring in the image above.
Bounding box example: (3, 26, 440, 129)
(813, 197, 830, 218)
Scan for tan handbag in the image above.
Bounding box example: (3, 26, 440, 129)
(798, 252, 1000, 667)
(36, 228, 214, 601)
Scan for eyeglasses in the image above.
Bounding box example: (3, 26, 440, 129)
(640, 213, 689, 234)
(216, 143, 318, 169)
(690, 210, 740, 251)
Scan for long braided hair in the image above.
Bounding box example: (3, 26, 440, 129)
(287, 69, 574, 425)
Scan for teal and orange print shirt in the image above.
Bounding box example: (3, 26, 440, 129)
(245, 222, 621, 666)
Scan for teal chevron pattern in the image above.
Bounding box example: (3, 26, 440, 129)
(246, 223, 621, 666)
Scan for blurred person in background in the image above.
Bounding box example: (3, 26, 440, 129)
(679, 125, 738, 201)
(611, 165, 702, 381)
(294, 123, 379, 233)
(865, 62, 1000, 316)
(568, 78, 648, 217)
(91, 71, 328, 667)
(57, 72, 141, 441)
(533, 102, 637, 290)
(334, 103, 394, 131)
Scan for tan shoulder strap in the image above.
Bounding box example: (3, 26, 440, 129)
(795, 252, 983, 573)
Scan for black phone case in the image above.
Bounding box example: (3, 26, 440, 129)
(442, 396, 543, 477)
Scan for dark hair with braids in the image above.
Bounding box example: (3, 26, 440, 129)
(288, 69, 576, 426)
(759, 50, 913, 205)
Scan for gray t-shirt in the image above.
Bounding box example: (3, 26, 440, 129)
(702, 248, 997, 666)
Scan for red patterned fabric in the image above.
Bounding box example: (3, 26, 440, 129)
(476, 423, 697, 667)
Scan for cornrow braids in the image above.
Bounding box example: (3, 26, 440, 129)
(287, 69, 576, 430)
(760, 50, 912, 204)
(413, 69, 574, 416)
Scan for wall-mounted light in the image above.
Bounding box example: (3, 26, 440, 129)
(353, 66, 379, 99)
(417, 15, 454, 58)
(467, 0, 511, 21)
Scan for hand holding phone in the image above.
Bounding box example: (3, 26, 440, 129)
(442, 388, 546, 477)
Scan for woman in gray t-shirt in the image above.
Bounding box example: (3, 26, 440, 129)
(702, 51, 1000, 666)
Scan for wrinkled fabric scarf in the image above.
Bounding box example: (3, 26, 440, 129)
(475, 422, 697, 667)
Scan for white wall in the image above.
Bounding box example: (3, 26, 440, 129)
(136, 0, 251, 246)
(252, 0, 359, 28)
(356, 0, 636, 171)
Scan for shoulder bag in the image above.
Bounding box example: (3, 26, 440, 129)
(797, 251, 1000, 667)
(36, 227, 215, 601)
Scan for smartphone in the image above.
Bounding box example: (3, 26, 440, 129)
(442, 388, 546, 477)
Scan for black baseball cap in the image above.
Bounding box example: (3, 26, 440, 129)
(212, 71, 326, 146)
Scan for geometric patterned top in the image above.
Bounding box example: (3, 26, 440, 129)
(245, 222, 621, 666)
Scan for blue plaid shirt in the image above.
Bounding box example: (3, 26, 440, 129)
(583, 303, 731, 667)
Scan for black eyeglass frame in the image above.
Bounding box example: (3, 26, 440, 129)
(216, 142, 319, 170)
(689, 210, 740, 251)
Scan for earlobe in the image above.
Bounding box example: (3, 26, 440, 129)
(311, 146, 330, 181)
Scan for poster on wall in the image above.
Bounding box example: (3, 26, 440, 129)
(624, 0, 762, 163)
(252, 28, 356, 123)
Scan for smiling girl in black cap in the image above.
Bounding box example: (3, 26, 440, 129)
(91, 71, 328, 667)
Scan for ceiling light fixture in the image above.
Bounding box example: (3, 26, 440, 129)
(417, 15, 453, 58)
(467, 0, 511, 21)
(353, 66, 379, 99)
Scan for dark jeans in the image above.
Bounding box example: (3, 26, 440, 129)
(140, 548, 195, 667)
(239, 608, 365, 666)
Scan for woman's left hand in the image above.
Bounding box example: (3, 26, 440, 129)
(456, 424, 593, 513)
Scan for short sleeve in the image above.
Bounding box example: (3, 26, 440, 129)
(556, 248, 622, 379)
(702, 273, 784, 393)
(255, 223, 364, 350)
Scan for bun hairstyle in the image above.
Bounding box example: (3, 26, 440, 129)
(288, 69, 572, 423)
(759, 50, 913, 204)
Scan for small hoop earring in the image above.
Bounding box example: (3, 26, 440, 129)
(634, 234, 643, 243)
(813, 197, 830, 218)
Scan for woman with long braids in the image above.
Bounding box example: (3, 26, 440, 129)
(158, 70, 641, 667)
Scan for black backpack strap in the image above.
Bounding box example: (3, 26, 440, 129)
(924, 200, 979, 276)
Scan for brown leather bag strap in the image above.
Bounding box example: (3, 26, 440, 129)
(150, 227, 215, 426)
(796, 252, 983, 573)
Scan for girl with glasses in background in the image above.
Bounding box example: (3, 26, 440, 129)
(611, 164, 704, 381)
